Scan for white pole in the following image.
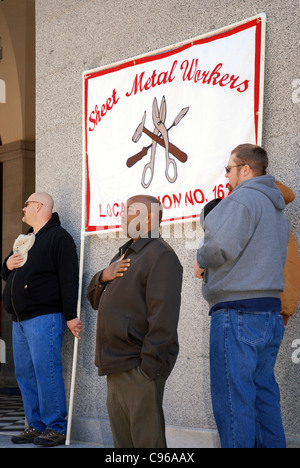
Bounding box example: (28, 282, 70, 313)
(65, 69, 88, 446)
(65, 339, 79, 446)
(65, 233, 85, 446)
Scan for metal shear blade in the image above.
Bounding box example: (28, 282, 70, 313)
(152, 97, 177, 184)
(141, 97, 166, 188)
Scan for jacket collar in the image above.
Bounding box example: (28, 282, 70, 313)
(26, 212, 61, 236)
(119, 230, 160, 257)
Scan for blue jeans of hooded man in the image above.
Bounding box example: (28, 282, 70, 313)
(210, 309, 286, 448)
(12, 313, 67, 434)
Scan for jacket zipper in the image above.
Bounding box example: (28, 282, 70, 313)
(10, 270, 20, 322)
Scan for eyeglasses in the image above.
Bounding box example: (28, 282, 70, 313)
(225, 164, 246, 174)
(24, 201, 43, 208)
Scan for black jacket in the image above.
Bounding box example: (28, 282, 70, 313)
(1, 213, 79, 322)
(87, 236, 183, 380)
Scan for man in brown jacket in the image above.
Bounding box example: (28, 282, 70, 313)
(87, 195, 183, 448)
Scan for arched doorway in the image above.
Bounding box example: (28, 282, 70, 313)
(0, 0, 35, 387)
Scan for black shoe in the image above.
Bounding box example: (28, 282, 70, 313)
(33, 428, 66, 447)
(11, 426, 42, 444)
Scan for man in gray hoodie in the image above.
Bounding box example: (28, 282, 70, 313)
(194, 144, 289, 448)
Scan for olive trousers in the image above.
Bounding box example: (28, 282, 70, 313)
(106, 366, 167, 448)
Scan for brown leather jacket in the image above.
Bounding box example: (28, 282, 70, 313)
(87, 236, 183, 380)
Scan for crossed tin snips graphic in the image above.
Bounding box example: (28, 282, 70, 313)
(126, 96, 189, 188)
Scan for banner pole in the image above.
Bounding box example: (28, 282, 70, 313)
(65, 232, 85, 446)
(65, 70, 88, 446)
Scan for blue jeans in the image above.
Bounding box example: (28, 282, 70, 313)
(210, 309, 286, 448)
(13, 314, 67, 434)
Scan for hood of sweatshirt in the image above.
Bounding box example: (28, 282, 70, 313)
(233, 175, 286, 211)
(38, 212, 61, 232)
(275, 180, 295, 205)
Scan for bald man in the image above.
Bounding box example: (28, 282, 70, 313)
(1, 193, 81, 446)
(87, 195, 183, 448)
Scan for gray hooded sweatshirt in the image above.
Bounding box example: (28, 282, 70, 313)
(197, 175, 289, 310)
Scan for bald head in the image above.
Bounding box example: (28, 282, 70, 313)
(127, 195, 163, 222)
(32, 192, 54, 213)
(121, 195, 163, 239)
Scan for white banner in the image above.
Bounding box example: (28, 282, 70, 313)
(84, 16, 264, 232)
